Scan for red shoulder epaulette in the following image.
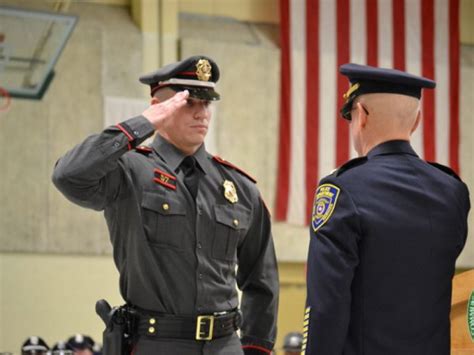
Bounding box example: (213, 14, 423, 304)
(213, 155, 257, 183)
(135, 146, 153, 155)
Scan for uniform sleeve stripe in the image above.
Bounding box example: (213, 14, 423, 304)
(116, 123, 135, 141)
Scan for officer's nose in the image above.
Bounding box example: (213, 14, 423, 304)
(194, 102, 210, 120)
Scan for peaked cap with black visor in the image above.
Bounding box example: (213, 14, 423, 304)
(339, 63, 436, 120)
(139, 55, 220, 101)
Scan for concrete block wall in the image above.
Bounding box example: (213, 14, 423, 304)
(0, 1, 143, 254)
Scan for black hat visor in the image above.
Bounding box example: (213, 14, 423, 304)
(169, 85, 220, 101)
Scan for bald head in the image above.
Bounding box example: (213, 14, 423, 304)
(350, 93, 421, 156)
(357, 93, 420, 133)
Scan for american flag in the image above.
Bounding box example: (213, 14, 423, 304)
(275, 0, 460, 225)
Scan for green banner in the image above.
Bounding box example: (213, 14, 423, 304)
(468, 290, 474, 341)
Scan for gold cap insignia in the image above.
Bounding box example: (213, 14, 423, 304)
(343, 82, 360, 100)
(196, 59, 212, 81)
(223, 180, 238, 204)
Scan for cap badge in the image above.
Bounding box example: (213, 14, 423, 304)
(343, 82, 360, 100)
(196, 59, 212, 81)
(223, 180, 238, 204)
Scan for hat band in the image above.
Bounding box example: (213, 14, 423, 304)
(159, 78, 216, 88)
(23, 345, 48, 351)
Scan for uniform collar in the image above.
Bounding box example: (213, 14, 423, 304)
(151, 134, 212, 174)
(367, 140, 418, 159)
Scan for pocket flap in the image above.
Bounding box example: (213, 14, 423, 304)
(214, 205, 250, 230)
(142, 191, 186, 216)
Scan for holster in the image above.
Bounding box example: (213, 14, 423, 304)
(96, 299, 137, 355)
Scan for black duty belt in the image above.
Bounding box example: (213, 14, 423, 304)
(135, 309, 242, 341)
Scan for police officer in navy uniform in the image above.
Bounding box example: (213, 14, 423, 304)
(52, 55, 278, 355)
(21, 336, 49, 355)
(303, 63, 470, 355)
(50, 341, 74, 355)
(66, 334, 94, 355)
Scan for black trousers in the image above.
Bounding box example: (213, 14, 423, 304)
(132, 333, 244, 355)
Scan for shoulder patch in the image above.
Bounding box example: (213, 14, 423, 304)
(311, 184, 340, 232)
(335, 157, 367, 176)
(135, 146, 153, 155)
(427, 162, 461, 181)
(213, 155, 257, 183)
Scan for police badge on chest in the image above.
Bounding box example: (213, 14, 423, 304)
(222, 180, 238, 204)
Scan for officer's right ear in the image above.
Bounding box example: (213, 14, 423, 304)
(355, 102, 368, 128)
(410, 110, 421, 135)
(150, 97, 160, 105)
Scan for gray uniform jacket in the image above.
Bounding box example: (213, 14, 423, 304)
(52, 116, 279, 351)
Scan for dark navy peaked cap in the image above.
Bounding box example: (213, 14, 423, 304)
(139, 55, 220, 101)
(66, 334, 94, 351)
(339, 63, 436, 120)
(21, 336, 49, 353)
(51, 341, 74, 352)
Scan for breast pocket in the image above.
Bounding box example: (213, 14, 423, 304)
(141, 191, 187, 250)
(213, 205, 251, 261)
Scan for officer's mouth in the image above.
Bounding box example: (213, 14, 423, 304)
(191, 124, 208, 131)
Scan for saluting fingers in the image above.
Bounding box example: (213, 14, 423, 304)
(142, 90, 189, 129)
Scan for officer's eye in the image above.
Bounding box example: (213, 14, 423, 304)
(186, 99, 211, 108)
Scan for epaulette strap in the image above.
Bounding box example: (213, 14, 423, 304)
(427, 162, 461, 181)
(135, 146, 153, 155)
(213, 156, 257, 183)
(335, 157, 368, 176)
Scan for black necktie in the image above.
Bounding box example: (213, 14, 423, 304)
(180, 156, 200, 199)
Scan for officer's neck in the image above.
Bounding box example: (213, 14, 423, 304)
(361, 134, 411, 157)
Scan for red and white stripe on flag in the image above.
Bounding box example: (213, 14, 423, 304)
(275, 0, 460, 225)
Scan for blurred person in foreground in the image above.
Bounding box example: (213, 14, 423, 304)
(282, 332, 302, 355)
(21, 336, 49, 355)
(50, 341, 74, 355)
(66, 335, 94, 355)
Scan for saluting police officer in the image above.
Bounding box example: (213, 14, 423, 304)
(303, 63, 470, 355)
(52, 55, 279, 354)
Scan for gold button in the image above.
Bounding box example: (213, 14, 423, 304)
(148, 326, 155, 334)
(233, 219, 239, 226)
(162, 203, 169, 211)
(149, 318, 156, 325)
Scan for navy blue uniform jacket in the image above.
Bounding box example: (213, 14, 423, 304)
(304, 140, 470, 355)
